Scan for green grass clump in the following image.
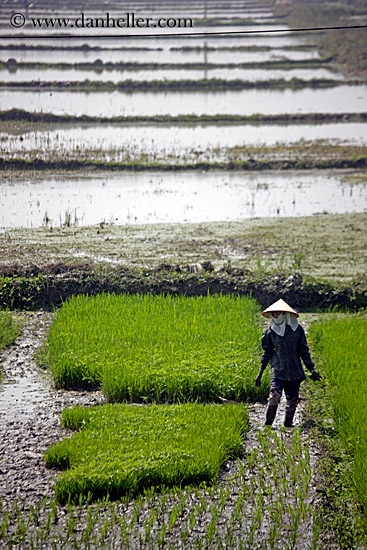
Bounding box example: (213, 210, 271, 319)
(0, 311, 20, 383)
(310, 315, 367, 520)
(45, 402, 248, 503)
(42, 293, 266, 402)
(0, 311, 20, 352)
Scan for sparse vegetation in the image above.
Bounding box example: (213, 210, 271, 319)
(0, 77, 355, 91)
(0, 58, 333, 72)
(2, 134, 366, 168)
(1, 156, 366, 171)
(2, 108, 366, 125)
(0, 425, 316, 549)
(278, 1, 367, 77)
(1, 212, 366, 282)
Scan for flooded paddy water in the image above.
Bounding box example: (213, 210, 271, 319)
(1, 171, 366, 229)
(0, 45, 321, 64)
(1, 122, 366, 162)
(0, 33, 318, 58)
(0, 66, 344, 83)
(1, 0, 367, 547)
(2, 85, 367, 117)
(4, 6, 364, 241)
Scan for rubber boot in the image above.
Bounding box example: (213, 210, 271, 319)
(284, 407, 296, 428)
(265, 404, 278, 426)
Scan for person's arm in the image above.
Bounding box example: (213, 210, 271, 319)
(299, 326, 321, 380)
(255, 329, 274, 386)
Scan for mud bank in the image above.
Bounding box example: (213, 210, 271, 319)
(0, 59, 333, 72)
(1, 157, 367, 172)
(2, 108, 367, 125)
(0, 77, 356, 91)
(0, 58, 329, 74)
(1, 265, 366, 312)
(0, 312, 104, 507)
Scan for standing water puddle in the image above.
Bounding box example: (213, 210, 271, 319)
(0, 370, 50, 421)
(1, 171, 366, 228)
(0, 31, 315, 50)
(2, 123, 366, 158)
(0, 66, 343, 84)
(0, 313, 53, 423)
(0, 47, 320, 65)
(1, 85, 366, 117)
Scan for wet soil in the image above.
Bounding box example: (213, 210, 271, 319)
(0, 312, 104, 508)
(0, 78, 353, 92)
(2, 156, 367, 172)
(2, 140, 367, 169)
(1, 212, 366, 283)
(1, 262, 366, 313)
(2, 108, 367, 125)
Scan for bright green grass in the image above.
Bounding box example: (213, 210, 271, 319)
(42, 293, 266, 402)
(310, 315, 367, 520)
(0, 311, 20, 381)
(0, 311, 20, 351)
(45, 402, 248, 503)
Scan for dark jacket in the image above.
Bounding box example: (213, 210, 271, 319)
(260, 324, 315, 381)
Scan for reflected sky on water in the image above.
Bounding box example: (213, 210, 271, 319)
(1, 171, 366, 229)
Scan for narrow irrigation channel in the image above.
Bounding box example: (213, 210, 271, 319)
(0, 311, 323, 549)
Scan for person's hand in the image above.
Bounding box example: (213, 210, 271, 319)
(310, 370, 322, 381)
(255, 373, 262, 387)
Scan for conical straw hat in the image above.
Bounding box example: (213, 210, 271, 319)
(261, 299, 299, 318)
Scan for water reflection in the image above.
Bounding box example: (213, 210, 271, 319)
(1, 86, 366, 117)
(0, 66, 344, 83)
(0, 33, 316, 51)
(1, 123, 366, 159)
(1, 171, 366, 228)
(0, 48, 320, 64)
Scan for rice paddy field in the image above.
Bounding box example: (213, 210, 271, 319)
(309, 315, 367, 524)
(41, 293, 266, 403)
(45, 402, 249, 503)
(1, 0, 367, 548)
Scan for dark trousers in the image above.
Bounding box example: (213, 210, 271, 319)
(270, 377, 301, 402)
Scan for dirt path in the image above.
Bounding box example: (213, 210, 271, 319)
(0, 312, 104, 508)
(0, 312, 321, 549)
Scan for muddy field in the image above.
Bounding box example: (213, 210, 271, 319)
(1, 212, 366, 282)
(0, 312, 103, 504)
(0, 311, 332, 550)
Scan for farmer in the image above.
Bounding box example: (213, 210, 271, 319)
(254, 298, 321, 427)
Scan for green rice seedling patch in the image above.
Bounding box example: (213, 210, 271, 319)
(42, 293, 266, 402)
(45, 402, 248, 503)
(310, 315, 367, 523)
(0, 310, 20, 352)
(0, 310, 21, 383)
